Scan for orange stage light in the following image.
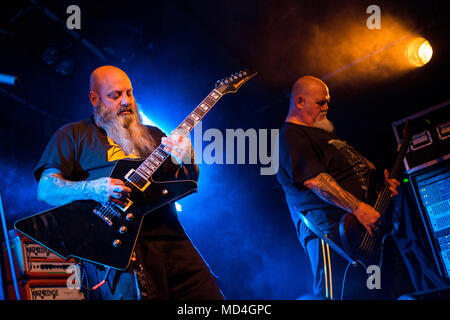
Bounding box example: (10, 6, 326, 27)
(406, 37, 433, 67)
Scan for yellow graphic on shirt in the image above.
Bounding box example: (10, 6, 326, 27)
(106, 136, 140, 161)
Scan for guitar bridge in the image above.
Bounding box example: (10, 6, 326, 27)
(93, 208, 113, 226)
(124, 169, 150, 192)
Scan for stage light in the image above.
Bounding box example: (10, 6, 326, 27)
(138, 109, 158, 127)
(56, 58, 75, 76)
(406, 37, 433, 67)
(41, 46, 59, 65)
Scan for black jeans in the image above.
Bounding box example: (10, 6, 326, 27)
(80, 234, 224, 300)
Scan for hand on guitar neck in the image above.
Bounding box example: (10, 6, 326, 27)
(384, 169, 400, 198)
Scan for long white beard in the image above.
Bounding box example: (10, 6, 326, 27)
(313, 115, 335, 133)
(94, 101, 156, 157)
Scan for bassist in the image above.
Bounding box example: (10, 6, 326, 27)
(277, 76, 400, 299)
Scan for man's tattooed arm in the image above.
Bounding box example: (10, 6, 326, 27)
(303, 172, 361, 213)
(37, 168, 131, 207)
(303, 172, 382, 236)
(37, 169, 91, 206)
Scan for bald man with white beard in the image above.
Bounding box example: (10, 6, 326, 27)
(34, 66, 224, 300)
(277, 76, 399, 300)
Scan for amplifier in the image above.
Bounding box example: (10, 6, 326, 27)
(408, 160, 450, 279)
(392, 100, 450, 173)
(7, 279, 85, 300)
(2, 230, 75, 283)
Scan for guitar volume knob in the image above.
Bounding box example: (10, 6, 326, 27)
(119, 226, 127, 234)
(126, 213, 134, 221)
(113, 239, 121, 247)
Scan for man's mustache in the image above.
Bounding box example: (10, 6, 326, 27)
(117, 105, 134, 115)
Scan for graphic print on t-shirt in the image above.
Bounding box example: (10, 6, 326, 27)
(328, 139, 372, 199)
(106, 136, 140, 161)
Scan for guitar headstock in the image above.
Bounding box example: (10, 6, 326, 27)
(215, 70, 257, 95)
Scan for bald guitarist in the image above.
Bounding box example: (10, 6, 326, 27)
(35, 66, 224, 300)
(277, 76, 400, 300)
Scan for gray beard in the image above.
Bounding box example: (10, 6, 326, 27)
(313, 116, 335, 133)
(94, 101, 156, 158)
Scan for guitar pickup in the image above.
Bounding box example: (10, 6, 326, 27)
(124, 168, 150, 192)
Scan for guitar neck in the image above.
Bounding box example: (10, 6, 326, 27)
(134, 89, 224, 180)
(374, 131, 410, 216)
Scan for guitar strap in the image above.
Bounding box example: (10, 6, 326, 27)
(298, 210, 361, 300)
(297, 210, 357, 266)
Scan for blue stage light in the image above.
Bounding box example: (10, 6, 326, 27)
(138, 110, 159, 127)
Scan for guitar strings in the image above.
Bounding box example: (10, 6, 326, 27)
(91, 85, 230, 225)
(359, 142, 405, 255)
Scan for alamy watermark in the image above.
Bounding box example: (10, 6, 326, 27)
(366, 5, 381, 29)
(366, 264, 381, 290)
(66, 5, 81, 30)
(171, 121, 280, 176)
(66, 265, 81, 290)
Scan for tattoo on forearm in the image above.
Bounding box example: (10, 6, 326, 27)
(304, 173, 361, 212)
(38, 170, 90, 206)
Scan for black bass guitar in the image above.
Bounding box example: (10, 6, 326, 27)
(339, 124, 410, 266)
(14, 70, 257, 270)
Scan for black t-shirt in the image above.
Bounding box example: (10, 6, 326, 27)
(34, 116, 199, 238)
(277, 122, 376, 238)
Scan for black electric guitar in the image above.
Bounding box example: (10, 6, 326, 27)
(339, 124, 411, 266)
(14, 70, 257, 270)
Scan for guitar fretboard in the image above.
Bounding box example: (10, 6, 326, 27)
(134, 89, 223, 180)
(374, 131, 410, 217)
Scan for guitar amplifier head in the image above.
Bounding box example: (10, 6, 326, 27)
(392, 100, 450, 173)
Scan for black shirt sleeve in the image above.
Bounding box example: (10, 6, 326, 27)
(283, 127, 326, 187)
(34, 129, 76, 182)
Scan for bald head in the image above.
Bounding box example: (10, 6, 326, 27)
(88, 65, 135, 110)
(286, 76, 331, 129)
(289, 76, 328, 110)
(90, 65, 132, 93)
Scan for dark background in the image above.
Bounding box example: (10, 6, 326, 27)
(0, 0, 449, 299)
